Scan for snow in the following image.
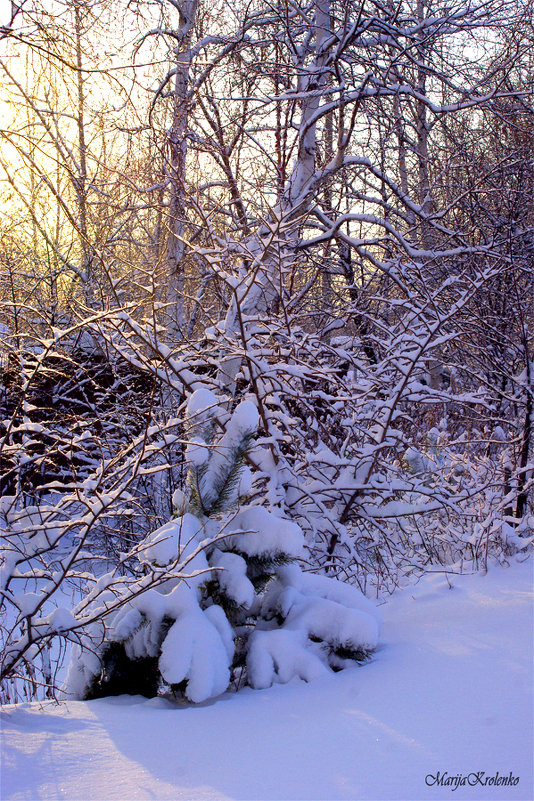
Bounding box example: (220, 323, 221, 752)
(209, 548, 255, 610)
(247, 627, 330, 689)
(2, 559, 532, 801)
(142, 514, 208, 576)
(172, 488, 190, 514)
(199, 401, 258, 486)
(223, 505, 304, 558)
(185, 438, 211, 468)
(186, 388, 219, 421)
(282, 593, 379, 653)
(185, 388, 218, 445)
(229, 400, 259, 434)
(158, 604, 232, 702)
(273, 564, 382, 623)
(64, 640, 103, 701)
(185, 398, 259, 514)
(65, 578, 234, 704)
(249, 563, 380, 686)
(45, 607, 77, 633)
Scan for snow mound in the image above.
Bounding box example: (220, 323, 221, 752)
(285, 594, 379, 653)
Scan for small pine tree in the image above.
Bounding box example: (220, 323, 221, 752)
(66, 390, 381, 703)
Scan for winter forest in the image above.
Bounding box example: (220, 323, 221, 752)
(0, 0, 533, 776)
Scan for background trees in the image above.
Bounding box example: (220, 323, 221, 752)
(1, 0, 532, 701)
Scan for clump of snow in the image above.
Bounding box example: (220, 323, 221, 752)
(45, 607, 77, 633)
(171, 488, 190, 515)
(237, 465, 253, 498)
(186, 388, 219, 432)
(204, 604, 235, 663)
(247, 628, 330, 689)
(158, 603, 232, 702)
(284, 595, 379, 653)
(246, 563, 380, 690)
(185, 439, 211, 468)
(184, 389, 219, 471)
(209, 548, 255, 610)
(111, 607, 146, 651)
(272, 564, 382, 624)
(63, 623, 107, 700)
(223, 505, 304, 558)
(142, 514, 209, 588)
(229, 400, 259, 434)
(493, 425, 506, 442)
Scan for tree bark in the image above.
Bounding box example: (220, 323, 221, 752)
(165, 0, 199, 339)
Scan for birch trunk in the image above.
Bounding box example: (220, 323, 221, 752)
(73, 0, 94, 308)
(165, 0, 199, 339)
(415, 0, 433, 246)
(217, 0, 332, 394)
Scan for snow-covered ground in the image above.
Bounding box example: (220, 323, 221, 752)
(1, 558, 532, 801)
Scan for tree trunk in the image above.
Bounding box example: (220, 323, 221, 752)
(216, 0, 332, 395)
(165, 0, 199, 339)
(73, 0, 93, 308)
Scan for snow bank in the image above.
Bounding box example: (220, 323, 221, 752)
(2, 560, 531, 801)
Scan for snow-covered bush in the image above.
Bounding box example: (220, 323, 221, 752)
(0, 321, 195, 703)
(66, 390, 381, 703)
(2, 295, 530, 705)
